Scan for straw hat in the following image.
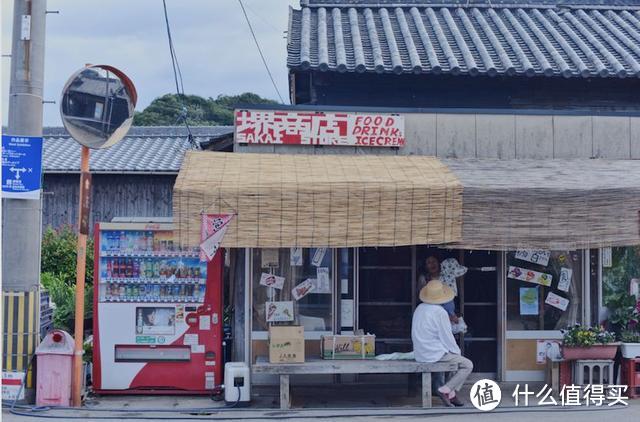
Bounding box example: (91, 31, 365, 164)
(419, 279, 455, 305)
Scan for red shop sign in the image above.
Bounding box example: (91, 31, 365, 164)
(235, 109, 405, 147)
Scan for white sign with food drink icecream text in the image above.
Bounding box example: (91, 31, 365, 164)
(235, 110, 405, 147)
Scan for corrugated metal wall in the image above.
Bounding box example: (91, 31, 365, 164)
(42, 174, 176, 232)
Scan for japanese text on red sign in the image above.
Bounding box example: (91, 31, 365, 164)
(235, 110, 405, 147)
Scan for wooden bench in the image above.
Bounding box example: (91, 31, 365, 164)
(252, 359, 457, 409)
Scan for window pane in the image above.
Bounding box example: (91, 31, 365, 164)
(602, 246, 640, 318)
(506, 250, 582, 330)
(252, 248, 333, 333)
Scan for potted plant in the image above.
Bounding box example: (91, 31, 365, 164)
(561, 325, 618, 360)
(620, 330, 640, 359)
(605, 291, 640, 359)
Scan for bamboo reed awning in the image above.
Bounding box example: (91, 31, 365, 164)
(173, 151, 463, 248)
(445, 159, 640, 250)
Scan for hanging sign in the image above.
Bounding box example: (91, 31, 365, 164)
(260, 273, 285, 290)
(290, 247, 303, 266)
(2, 134, 43, 200)
(545, 292, 570, 311)
(515, 250, 551, 266)
(315, 267, 331, 293)
(508, 265, 553, 286)
(235, 109, 405, 147)
(292, 278, 315, 300)
(602, 248, 612, 268)
(200, 214, 234, 261)
(266, 301, 294, 322)
(311, 247, 327, 267)
(557, 268, 572, 292)
(519, 287, 539, 315)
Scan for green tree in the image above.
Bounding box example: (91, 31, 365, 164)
(133, 93, 278, 126)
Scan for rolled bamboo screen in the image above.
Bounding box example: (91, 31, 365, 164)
(445, 159, 640, 250)
(173, 151, 463, 248)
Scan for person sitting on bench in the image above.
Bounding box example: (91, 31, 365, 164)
(411, 279, 473, 407)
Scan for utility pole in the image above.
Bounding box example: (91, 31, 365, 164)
(2, 0, 47, 403)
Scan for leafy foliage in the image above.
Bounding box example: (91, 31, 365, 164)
(41, 226, 94, 333)
(41, 272, 92, 333)
(133, 93, 278, 126)
(562, 325, 616, 347)
(41, 225, 94, 285)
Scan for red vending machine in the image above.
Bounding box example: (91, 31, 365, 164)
(93, 221, 223, 394)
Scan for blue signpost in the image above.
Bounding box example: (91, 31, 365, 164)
(1, 134, 43, 200)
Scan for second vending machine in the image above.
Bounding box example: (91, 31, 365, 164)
(93, 221, 223, 394)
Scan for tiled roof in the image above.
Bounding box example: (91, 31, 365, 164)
(43, 126, 234, 174)
(288, 0, 640, 78)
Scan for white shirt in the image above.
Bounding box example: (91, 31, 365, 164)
(411, 303, 460, 363)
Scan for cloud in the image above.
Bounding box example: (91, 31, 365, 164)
(2, 0, 296, 126)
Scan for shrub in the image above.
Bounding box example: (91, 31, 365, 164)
(41, 225, 94, 333)
(41, 225, 94, 286)
(41, 272, 93, 333)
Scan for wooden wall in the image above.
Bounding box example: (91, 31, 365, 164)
(236, 111, 640, 160)
(296, 71, 640, 111)
(42, 174, 176, 233)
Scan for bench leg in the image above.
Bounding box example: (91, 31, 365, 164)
(422, 372, 432, 408)
(280, 374, 290, 410)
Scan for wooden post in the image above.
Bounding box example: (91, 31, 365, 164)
(72, 146, 91, 407)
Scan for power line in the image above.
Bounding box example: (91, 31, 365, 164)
(237, 0, 285, 104)
(161, 0, 197, 149)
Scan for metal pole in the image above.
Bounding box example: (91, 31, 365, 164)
(2, 0, 47, 403)
(72, 146, 91, 407)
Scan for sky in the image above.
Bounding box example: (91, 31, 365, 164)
(1, 0, 296, 126)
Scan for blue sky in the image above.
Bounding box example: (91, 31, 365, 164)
(2, 0, 296, 126)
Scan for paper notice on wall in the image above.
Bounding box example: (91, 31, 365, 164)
(341, 278, 349, 295)
(341, 299, 354, 327)
(260, 272, 285, 290)
(519, 287, 539, 315)
(545, 292, 570, 311)
(290, 247, 303, 266)
(315, 267, 331, 293)
(557, 268, 572, 292)
(262, 249, 280, 268)
(602, 248, 612, 268)
(292, 278, 316, 300)
(508, 266, 553, 287)
(183, 333, 199, 346)
(311, 247, 327, 267)
(536, 340, 562, 364)
(266, 301, 294, 322)
(191, 344, 205, 353)
(515, 250, 551, 266)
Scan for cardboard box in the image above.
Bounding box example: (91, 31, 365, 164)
(269, 325, 305, 363)
(320, 334, 375, 359)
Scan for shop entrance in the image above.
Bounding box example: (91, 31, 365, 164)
(357, 247, 498, 379)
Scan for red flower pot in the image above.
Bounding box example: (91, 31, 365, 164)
(562, 344, 619, 360)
